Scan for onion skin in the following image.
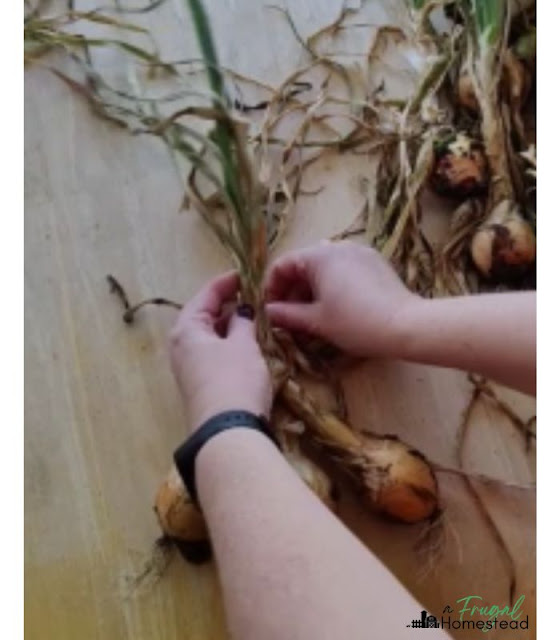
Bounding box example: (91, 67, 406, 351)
(155, 466, 208, 541)
(431, 133, 488, 200)
(470, 200, 536, 279)
(457, 68, 478, 113)
(280, 380, 438, 524)
(356, 435, 438, 524)
(154, 467, 212, 563)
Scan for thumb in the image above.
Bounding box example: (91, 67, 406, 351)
(266, 301, 320, 334)
(228, 304, 256, 340)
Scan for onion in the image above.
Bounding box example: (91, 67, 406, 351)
(470, 200, 536, 279)
(358, 434, 438, 523)
(431, 132, 488, 199)
(154, 466, 211, 563)
(155, 466, 208, 541)
(280, 380, 438, 524)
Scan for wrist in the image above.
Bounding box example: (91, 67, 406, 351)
(175, 410, 279, 507)
(187, 398, 271, 437)
(198, 425, 277, 464)
(195, 427, 281, 505)
(385, 296, 433, 361)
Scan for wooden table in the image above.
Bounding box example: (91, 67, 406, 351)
(25, 1, 535, 638)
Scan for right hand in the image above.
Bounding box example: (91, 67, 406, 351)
(264, 241, 421, 358)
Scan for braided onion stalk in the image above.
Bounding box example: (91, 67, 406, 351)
(152, 0, 439, 563)
(281, 380, 438, 524)
(154, 375, 438, 564)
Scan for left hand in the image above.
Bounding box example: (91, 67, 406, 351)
(169, 271, 272, 435)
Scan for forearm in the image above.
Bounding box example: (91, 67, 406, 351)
(197, 428, 449, 640)
(395, 292, 535, 395)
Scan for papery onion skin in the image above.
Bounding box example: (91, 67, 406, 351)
(470, 200, 536, 279)
(431, 133, 489, 200)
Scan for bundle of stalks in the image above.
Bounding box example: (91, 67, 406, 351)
(389, 0, 536, 293)
(142, 0, 441, 561)
(26, 0, 537, 297)
(322, 0, 537, 294)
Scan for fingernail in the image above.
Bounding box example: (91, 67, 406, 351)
(236, 303, 255, 320)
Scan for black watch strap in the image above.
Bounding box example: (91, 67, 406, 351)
(173, 410, 279, 507)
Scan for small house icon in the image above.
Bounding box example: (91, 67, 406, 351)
(421, 610, 440, 628)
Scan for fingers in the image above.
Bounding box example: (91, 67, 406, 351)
(266, 300, 320, 334)
(178, 271, 239, 333)
(228, 304, 257, 341)
(264, 247, 320, 302)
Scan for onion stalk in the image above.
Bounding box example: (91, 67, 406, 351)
(456, 50, 530, 116)
(461, 0, 535, 277)
(281, 381, 438, 524)
(153, 0, 440, 559)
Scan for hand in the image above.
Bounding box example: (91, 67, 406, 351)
(169, 272, 272, 435)
(265, 241, 420, 358)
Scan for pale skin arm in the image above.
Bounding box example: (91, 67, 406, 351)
(197, 428, 447, 640)
(169, 272, 450, 640)
(397, 292, 535, 395)
(265, 242, 535, 396)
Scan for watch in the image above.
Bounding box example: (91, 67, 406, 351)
(173, 410, 280, 506)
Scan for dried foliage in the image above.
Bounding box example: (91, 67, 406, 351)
(26, 0, 536, 577)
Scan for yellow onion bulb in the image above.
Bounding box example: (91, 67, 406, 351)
(358, 435, 438, 524)
(154, 466, 211, 563)
(431, 132, 488, 199)
(280, 379, 439, 524)
(470, 200, 536, 279)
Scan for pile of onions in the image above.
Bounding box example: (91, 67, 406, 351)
(452, 1, 536, 281)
